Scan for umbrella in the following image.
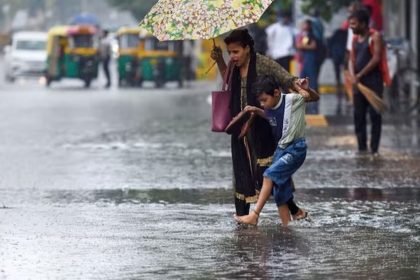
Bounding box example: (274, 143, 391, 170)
(139, 0, 274, 41)
(70, 13, 100, 27)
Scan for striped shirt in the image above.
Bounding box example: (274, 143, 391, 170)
(265, 93, 306, 149)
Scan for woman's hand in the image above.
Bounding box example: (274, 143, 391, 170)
(351, 73, 361, 85)
(210, 46, 223, 62)
(244, 105, 258, 113)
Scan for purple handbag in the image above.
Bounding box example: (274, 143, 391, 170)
(211, 62, 234, 132)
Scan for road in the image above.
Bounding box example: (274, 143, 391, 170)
(0, 72, 419, 279)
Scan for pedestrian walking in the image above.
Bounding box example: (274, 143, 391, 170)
(100, 29, 112, 88)
(328, 27, 348, 112)
(296, 19, 320, 114)
(348, 9, 387, 156)
(210, 29, 307, 218)
(265, 10, 296, 72)
(234, 74, 319, 226)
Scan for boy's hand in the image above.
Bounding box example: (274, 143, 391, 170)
(295, 78, 310, 90)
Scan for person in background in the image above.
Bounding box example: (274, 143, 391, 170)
(183, 40, 196, 87)
(348, 9, 385, 156)
(100, 29, 112, 88)
(265, 10, 296, 72)
(345, 1, 365, 64)
(328, 27, 348, 113)
(296, 19, 319, 114)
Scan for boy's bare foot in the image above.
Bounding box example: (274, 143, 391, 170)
(234, 210, 259, 226)
(292, 208, 308, 220)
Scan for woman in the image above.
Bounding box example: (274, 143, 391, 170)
(296, 19, 320, 114)
(211, 29, 307, 219)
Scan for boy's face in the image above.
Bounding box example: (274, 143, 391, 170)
(257, 90, 281, 110)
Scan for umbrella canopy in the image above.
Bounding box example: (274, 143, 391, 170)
(139, 0, 273, 41)
(70, 13, 101, 27)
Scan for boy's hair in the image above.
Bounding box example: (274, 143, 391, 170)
(349, 8, 370, 26)
(254, 75, 282, 96)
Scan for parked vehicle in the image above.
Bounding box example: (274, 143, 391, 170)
(140, 35, 184, 88)
(45, 25, 99, 88)
(4, 31, 47, 82)
(116, 27, 144, 86)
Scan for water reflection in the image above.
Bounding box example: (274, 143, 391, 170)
(15, 187, 417, 206)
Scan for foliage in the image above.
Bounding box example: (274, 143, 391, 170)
(300, 0, 354, 22)
(106, 0, 157, 20)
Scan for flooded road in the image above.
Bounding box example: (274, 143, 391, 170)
(0, 79, 419, 279)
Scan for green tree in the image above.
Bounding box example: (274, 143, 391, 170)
(300, 0, 354, 22)
(106, 0, 157, 20)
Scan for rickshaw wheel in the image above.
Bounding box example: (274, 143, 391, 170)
(155, 79, 164, 88)
(84, 79, 91, 88)
(178, 79, 184, 88)
(46, 76, 52, 87)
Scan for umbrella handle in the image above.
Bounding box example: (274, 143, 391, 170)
(205, 61, 217, 75)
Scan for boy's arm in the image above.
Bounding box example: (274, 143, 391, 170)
(294, 78, 320, 102)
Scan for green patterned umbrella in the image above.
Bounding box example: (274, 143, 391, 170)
(139, 0, 274, 41)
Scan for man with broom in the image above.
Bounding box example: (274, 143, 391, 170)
(348, 8, 390, 156)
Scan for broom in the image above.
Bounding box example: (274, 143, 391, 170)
(356, 83, 388, 114)
(343, 70, 354, 104)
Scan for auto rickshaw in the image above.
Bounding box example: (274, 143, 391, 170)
(116, 27, 144, 87)
(139, 35, 184, 88)
(45, 25, 99, 88)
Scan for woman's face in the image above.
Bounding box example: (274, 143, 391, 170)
(301, 21, 311, 32)
(226, 42, 250, 67)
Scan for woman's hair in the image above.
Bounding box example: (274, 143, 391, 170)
(303, 19, 313, 30)
(254, 75, 283, 96)
(224, 29, 255, 51)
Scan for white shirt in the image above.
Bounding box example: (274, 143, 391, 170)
(100, 35, 112, 59)
(265, 22, 296, 60)
(346, 27, 354, 52)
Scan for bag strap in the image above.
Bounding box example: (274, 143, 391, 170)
(222, 61, 234, 91)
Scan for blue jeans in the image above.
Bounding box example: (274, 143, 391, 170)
(263, 139, 307, 206)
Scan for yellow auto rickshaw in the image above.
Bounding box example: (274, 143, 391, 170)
(45, 25, 99, 88)
(139, 35, 184, 88)
(116, 27, 145, 87)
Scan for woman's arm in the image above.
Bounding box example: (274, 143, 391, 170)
(244, 106, 266, 119)
(210, 46, 227, 78)
(296, 37, 317, 50)
(263, 55, 297, 91)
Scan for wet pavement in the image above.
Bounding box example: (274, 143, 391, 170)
(0, 77, 419, 279)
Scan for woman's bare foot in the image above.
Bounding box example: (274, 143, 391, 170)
(234, 210, 259, 226)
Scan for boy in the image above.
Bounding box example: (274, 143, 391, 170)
(234, 75, 319, 226)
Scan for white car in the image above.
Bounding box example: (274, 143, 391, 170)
(4, 31, 47, 82)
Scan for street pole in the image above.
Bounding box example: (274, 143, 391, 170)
(410, 0, 418, 112)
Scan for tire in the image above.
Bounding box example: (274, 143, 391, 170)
(84, 79, 91, 88)
(177, 78, 184, 88)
